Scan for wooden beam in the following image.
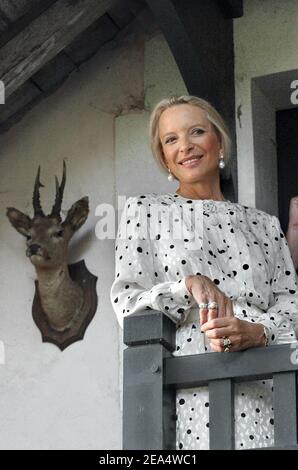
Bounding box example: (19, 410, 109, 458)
(0, 81, 41, 132)
(108, 1, 134, 29)
(31, 52, 77, 93)
(0, 0, 57, 49)
(0, 0, 117, 99)
(64, 13, 119, 65)
(146, 0, 236, 115)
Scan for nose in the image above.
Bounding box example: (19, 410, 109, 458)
(29, 244, 40, 255)
(179, 136, 194, 154)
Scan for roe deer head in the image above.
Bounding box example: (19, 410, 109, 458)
(7, 162, 89, 333)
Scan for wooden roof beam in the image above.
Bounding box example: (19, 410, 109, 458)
(0, 0, 117, 99)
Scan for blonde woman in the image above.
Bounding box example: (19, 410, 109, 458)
(111, 95, 298, 449)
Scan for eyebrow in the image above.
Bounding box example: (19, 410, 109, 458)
(161, 123, 207, 139)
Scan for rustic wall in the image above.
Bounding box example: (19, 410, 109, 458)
(0, 0, 297, 450)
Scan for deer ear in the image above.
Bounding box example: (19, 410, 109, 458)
(6, 207, 32, 237)
(62, 197, 89, 234)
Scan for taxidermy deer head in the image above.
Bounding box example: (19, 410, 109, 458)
(6, 162, 92, 341)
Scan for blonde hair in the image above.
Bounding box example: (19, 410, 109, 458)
(149, 95, 231, 175)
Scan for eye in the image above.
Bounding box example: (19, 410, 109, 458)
(25, 234, 32, 241)
(192, 128, 205, 135)
(52, 230, 64, 238)
(165, 136, 176, 144)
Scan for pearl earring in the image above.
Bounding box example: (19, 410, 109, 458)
(168, 169, 175, 181)
(219, 153, 225, 169)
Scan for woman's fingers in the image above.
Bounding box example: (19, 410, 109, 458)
(207, 306, 218, 322)
(207, 295, 230, 321)
(201, 316, 235, 334)
(190, 275, 235, 325)
(199, 305, 208, 326)
(204, 325, 232, 339)
(210, 337, 236, 352)
(201, 296, 229, 324)
(202, 297, 222, 324)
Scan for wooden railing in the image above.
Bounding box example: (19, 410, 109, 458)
(123, 310, 298, 450)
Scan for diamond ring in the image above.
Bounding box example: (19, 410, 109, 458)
(208, 301, 219, 309)
(198, 303, 209, 309)
(223, 336, 232, 352)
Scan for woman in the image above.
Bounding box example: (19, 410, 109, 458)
(111, 95, 298, 449)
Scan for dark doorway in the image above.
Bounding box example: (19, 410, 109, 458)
(276, 107, 298, 234)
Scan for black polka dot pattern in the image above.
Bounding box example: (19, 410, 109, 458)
(111, 193, 298, 450)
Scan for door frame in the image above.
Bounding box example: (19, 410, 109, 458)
(251, 69, 298, 216)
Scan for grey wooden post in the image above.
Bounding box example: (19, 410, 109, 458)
(209, 379, 234, 449)
(273, 372, 298, 447)
(123, 310, 176, 450)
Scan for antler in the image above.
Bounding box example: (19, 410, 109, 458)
(51, 160, 66, 219)
(32, 166, 45, 217)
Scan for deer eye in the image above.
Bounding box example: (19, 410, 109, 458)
(52, 230, 64, 238)
(26, 234, 32, 241)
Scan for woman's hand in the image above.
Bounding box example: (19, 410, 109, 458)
(185, 275, 234, 326)
(201, 317, 266, 352)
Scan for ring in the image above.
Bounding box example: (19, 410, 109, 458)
(208, 301, 219, 309)
(223, 336, 232, 352)
(198, 303, 209, 309)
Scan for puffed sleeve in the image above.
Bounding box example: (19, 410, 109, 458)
(110, 196, 196, 328)
(233, 216, 298, 345)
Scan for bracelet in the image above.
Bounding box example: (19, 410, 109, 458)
(263, 326, 269, 347)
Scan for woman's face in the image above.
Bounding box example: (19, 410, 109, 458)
(158, 104, 222, 184)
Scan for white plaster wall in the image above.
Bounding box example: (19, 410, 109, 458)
(0, 21, 148, 450)
(234, 0, 298, 206)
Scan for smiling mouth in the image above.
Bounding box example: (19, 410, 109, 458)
(180, 155, 204, 166)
